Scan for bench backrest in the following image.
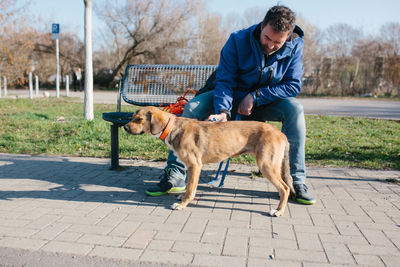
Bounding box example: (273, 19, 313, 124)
(122, 64, 217, 107)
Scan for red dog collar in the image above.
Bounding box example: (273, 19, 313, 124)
(159, 115, 176, 141)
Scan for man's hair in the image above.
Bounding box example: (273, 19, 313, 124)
(262, 5, 296, 33)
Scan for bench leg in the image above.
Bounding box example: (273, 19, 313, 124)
(110, 124, 119, 170)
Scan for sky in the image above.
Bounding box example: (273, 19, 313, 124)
(30, 0, 399, 45)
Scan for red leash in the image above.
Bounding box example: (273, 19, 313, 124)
(161, 89, 196, 115)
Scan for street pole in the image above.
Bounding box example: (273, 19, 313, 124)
(3, 76, 6, 96)
(56, 38, 60, 98)
(66, 75, 70, 97)
(35, 75, 39, 96)
(83, 0, 94, 121)
(52, 23, 60, 98)
(29, 72, 33, 99)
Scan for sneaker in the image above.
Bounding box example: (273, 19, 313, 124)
(145, 169, 186, 197)
(294, 184, 316, 205)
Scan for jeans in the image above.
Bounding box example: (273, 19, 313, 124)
(165, 91, 307, 185)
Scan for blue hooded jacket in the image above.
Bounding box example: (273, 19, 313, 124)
(214, 23, 304, 118)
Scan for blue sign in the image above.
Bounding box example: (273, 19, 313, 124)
(52, 23, 60, 34)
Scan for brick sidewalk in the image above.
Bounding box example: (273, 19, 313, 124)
(0, 153, 399, 266)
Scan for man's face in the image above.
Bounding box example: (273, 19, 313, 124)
(260, 23, 290, 55)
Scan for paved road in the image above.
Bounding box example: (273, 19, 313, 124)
(4, 89, 400, 120)
(299, 98, 400, 121)
(0, 153, 399, 266)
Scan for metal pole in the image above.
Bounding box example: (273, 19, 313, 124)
(56, 38, 60, 98)
(35, 75, 39, 96)
(66, 75, 69, 97)
(110, 124, 119, 170)
(0, 76, 2, 98)
(29, 72, 33, 99)
(3, 76, 7, 96)
(83, 0, 94, 120)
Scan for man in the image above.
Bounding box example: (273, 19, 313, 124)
(146, 5, 315, 205)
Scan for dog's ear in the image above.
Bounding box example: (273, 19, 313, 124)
(149, 109, 168, 136)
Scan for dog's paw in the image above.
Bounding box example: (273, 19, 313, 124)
(171, 203, 183, 210)
(269, 209, 283, 217)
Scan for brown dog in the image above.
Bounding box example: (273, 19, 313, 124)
(124, 106, 295, 217)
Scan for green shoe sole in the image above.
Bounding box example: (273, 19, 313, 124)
(295, 197, 316, 205)
(145, 186, 186, 197)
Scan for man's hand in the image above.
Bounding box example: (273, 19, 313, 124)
(206, 113, 227, 122)
(237, 93, 254, 116)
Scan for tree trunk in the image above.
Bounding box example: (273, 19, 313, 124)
(83, 0, 94, 121)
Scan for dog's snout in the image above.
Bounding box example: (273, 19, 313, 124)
(124, 124, 130, 132)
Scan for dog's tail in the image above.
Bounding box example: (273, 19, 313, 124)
(282, 139, 296, 198)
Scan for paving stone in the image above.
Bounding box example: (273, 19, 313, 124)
(66, 224, 112, 235)
(296, 232, 323, 251)
(54, 232, 83, 242)
(353, 254, 385, 266)
(347, 243, 400, 256)
(123, 230, 156, 249)
(181, 217, 208, 233)
(248, 245, 274, 258)
(30, 223, 71, 240)
(319, 233, 369, 245)
(248, 258, 301, 267)
(77, 234, 127, 247)
(154, 231, 201, 242)
(88, 246, 142, 261)
(222, 235, 248, 256)
(323, 242, 356, 265)
(201, 225, 227, 244)
(40, 240, 93, 255)
(361, 229, 397, 247)
(227, 227, 270, 238)
(192, 254, 246, 267)
(0, 237, 46, 250)
(0, 226, 39, 238)
(208, 218, 249, 228)
(271, 224, 296, 240)
(249, 237, 297, 250)
(140, 250, 193, 265)
(274, 248, 327, 263)
(380, 255, 400, 267)
(108, 221, 141, 237)
(172, 241, 222, 255)
(146, 239, 174, 251)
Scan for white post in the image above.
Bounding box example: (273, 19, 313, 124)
(29, 72, 33, 99)
(3, 76, 7, 96)
(66, 75, 70, 96)
(56, 39, 60, 98)
(35, 75, 39, 96)
(84, 0, 94, 120)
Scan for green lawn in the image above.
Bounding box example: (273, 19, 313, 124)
(1, 97, 399, 170)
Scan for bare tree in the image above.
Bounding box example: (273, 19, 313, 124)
(94, 0, 200, 85)
(0, 0, 35, 86)
(191, 11, 226, 65)
(380, 22, 400, 56)
(33, 32, 84, 84)
(325, 23, 363, 57)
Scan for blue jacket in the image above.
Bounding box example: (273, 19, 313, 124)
(214, 23, 304, 118)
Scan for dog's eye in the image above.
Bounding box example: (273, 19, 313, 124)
(134, 117, 143, 123)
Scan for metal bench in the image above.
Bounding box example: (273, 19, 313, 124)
(102, 64, 217, 170)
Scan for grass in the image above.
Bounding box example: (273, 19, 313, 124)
(0, 97, 399, 170)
